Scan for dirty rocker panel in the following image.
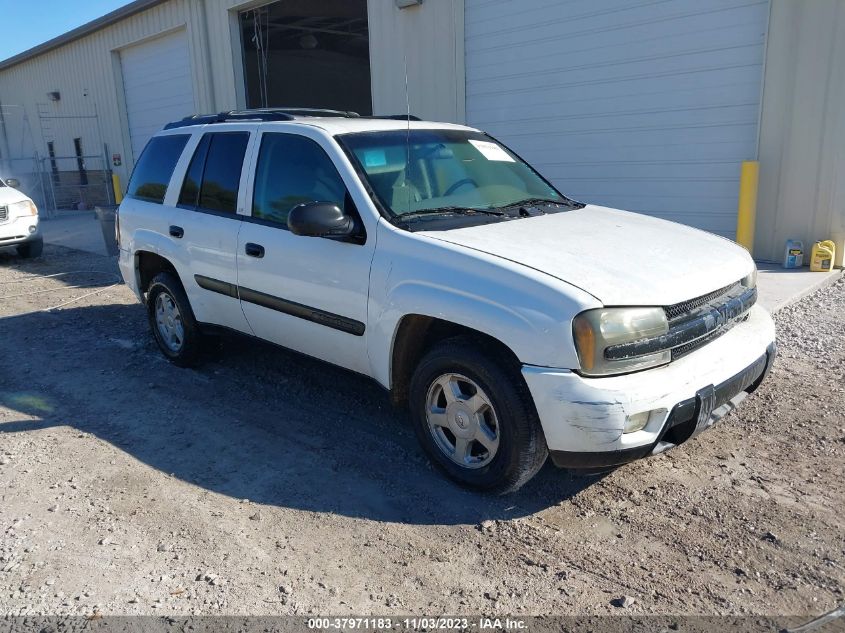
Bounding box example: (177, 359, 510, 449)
(193, 274, 365, 336)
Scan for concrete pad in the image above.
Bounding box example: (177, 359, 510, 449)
(755, 262, 843, 313)
(40, 211, 108, 257)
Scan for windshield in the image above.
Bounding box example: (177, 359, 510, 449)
(339, 129, 565, 217)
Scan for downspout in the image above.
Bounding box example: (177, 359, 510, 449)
(0, 100, 11, 172)
(754, 0, 774, 160)
(194, 0, 217, 111)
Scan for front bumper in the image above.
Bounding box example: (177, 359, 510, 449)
(522, 304, 776, 469)
(550, 342, 774, 468)
(0, 215, 40, 248)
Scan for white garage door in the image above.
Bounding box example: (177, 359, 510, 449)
(121, 30, 195, 161)
(465, 0, 769, 239)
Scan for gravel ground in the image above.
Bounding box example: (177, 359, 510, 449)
(0, 245, 843, 618)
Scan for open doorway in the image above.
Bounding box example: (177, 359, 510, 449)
(239, 0, 372, 115)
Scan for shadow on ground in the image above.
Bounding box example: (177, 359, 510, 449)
(0, 245, 120, 311)
(0, 301, 602, 525)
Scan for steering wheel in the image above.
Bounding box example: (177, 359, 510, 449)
(444, 178, 478, 196)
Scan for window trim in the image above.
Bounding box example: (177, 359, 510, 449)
(246, 130, 367, 244)
(175, 130, 251, 217)
(125, 133, 191, 205)
(177, 133, 210, 210)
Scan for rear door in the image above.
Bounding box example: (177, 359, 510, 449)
(170, 125, 256, 333)
(235, 126, 376, 374)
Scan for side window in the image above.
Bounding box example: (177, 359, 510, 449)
(177, 132, 249, 214)
(126, 134, 190, 204)
(177, 134, 210, 207)
(252, 133, 347, 228)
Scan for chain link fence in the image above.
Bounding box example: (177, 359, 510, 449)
(0, 103, 115, 217)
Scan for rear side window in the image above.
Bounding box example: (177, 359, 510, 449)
(178, 135, 210, 208)
(252, 133, 347, 228)
(178, 132, 250, 214)
(126, 135, 190, 204)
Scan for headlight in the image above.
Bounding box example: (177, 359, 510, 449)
(741, 265, 757, 289)
(572, 307, 670, 376)
(8, 200, 37, 216)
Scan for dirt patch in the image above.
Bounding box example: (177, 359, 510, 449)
(0, 245, 843, 617)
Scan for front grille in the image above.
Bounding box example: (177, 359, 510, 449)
(604, 279, 756, 364)
(0, 206, 7, 222)
(668, 282, 756, 359)
(664, 281, 739, 322)
(671, 314, 750, 360)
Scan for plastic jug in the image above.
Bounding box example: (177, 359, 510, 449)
(783, 239, 804, 268)
(810, 240, 836, 272)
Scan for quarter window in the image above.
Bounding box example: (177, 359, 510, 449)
(127, 134, 190, 204)
(178, 132, 250, 214)
(252, 133, 347, 228)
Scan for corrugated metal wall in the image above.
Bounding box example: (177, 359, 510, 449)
(755, 0, 845, 265)
(465, 0, 770, 240)
(0, 0, 466, 202)
(367, 0, 465, 123)
(0, 0, 221, 189)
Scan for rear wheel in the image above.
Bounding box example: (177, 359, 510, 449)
(409, 336, 548, 493)
(146, 272, 204, 367)
(16, 238, 43, 259)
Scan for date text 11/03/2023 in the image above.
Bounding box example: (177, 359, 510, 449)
(306, 617, 528, 630)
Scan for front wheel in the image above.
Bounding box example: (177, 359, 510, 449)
(146, 272, 204, 367)
(409, 336, 548, 494)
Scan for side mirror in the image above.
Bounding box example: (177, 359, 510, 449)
(5, 178, 20, 188)
(288, 201, 355, 239)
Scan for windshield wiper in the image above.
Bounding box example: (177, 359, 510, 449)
(499, 197, 581, 211)
(397, 206, 506, 220)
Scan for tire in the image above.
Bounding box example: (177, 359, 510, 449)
(16, 238, 43, 259)
(409, 336, 548, 494)
(146, 271, 204, 367)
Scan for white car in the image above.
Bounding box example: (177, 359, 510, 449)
(117, 109, 776, 493)
(0, 178, 42, 258)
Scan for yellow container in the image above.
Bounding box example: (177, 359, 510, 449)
(810, 240, 836, 272)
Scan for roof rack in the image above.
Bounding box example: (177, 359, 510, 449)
(363, 114, 422, 121)
(164, 108, 362, 129)
(163, 111, 289, 129)
(163, 108, 421, 130)
(261, 107, 360, 118)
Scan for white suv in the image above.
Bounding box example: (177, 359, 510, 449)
(117, 109, 776, 493)
(0, 178, 42, 258)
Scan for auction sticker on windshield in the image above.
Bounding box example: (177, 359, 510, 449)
(468, 139, 515, 162)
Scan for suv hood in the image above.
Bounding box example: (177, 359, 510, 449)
(420, 205, 753, 306)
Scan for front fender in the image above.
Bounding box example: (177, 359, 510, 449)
(367, 222, 600, 388)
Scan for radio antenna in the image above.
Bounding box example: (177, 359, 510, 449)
(403, 49, 411, 214)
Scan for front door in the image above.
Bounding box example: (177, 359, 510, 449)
(235, 127, 375, 374)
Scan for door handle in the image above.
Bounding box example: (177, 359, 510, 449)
(169, 225, 184, 239)
(245, 242, 265, 258)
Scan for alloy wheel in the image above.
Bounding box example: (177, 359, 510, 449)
(425, 373, 500, 469)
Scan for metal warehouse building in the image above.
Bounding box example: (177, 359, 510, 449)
(0, 0, 842, 264)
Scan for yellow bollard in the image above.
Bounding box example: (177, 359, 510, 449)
(112, 173, 124, 204)
(735, 160, 759, 252)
